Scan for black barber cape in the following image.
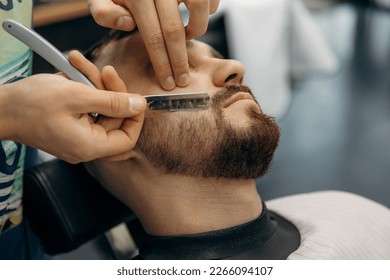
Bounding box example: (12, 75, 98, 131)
(134, 202, 300, 260)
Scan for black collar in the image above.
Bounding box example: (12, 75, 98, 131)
(137, 202, 300, 260)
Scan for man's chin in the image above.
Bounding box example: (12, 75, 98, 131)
(223, 102, 262, 128)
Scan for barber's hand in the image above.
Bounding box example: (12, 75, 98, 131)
(0, 72, 146, 164)
(68, 50, 141, 161)
(88, 0, 220, 90)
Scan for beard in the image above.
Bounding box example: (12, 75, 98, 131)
(137, 85, 280, 179)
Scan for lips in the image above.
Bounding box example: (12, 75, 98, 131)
(223, 92, 255, 108)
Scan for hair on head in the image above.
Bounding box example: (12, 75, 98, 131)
(84, 29, 138, 62)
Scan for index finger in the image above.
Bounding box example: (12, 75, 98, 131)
(155, 0, 190, 88)
(124, 0, 179, 90)
(123, 0, 190, 89)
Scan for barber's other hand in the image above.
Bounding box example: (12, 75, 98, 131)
(0, 74, 146, 164)
(88, 0, 220, 90)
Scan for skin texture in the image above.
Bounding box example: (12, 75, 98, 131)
(88, 0, 220, 90)
(79, 33, 280, 235)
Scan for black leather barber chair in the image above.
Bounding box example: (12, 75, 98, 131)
(23, 159, 144, 259)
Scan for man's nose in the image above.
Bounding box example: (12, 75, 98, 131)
(212, 59, 245, 87)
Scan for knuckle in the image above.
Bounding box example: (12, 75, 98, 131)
(164, 22, 183, 41)
(173, 58, 189, 71)
(156, 62, 173, 77)
(146, 32, 165, 50)
(109, 92, 122, 114)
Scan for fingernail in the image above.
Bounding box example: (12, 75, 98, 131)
(177, 73, 190, 87)
(163, 76, 175, 90)
(129, 96, 145, 112)
(116, 16, 132, 30)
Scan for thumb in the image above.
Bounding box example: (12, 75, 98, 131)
(81, 90, 147, 118)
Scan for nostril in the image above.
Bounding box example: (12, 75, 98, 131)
(225, 73, 237, 83)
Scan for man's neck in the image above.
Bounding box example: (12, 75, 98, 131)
(114, 160, 263, 236)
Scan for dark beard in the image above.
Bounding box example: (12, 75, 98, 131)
(137, 85, 280, 179)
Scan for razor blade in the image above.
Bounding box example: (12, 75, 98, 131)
(145, 92, 210, 111)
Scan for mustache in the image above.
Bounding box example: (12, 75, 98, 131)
(211, 85, 258, 106)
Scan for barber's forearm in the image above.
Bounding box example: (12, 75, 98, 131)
(0, 84, 15, 140)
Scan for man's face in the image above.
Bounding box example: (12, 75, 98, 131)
(96, 33, 280, 179)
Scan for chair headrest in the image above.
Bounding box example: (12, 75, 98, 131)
(23, 159, 135, 255)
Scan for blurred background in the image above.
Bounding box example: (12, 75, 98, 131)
(31, 0, 389, 259)
(252, 0, 390, 208)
